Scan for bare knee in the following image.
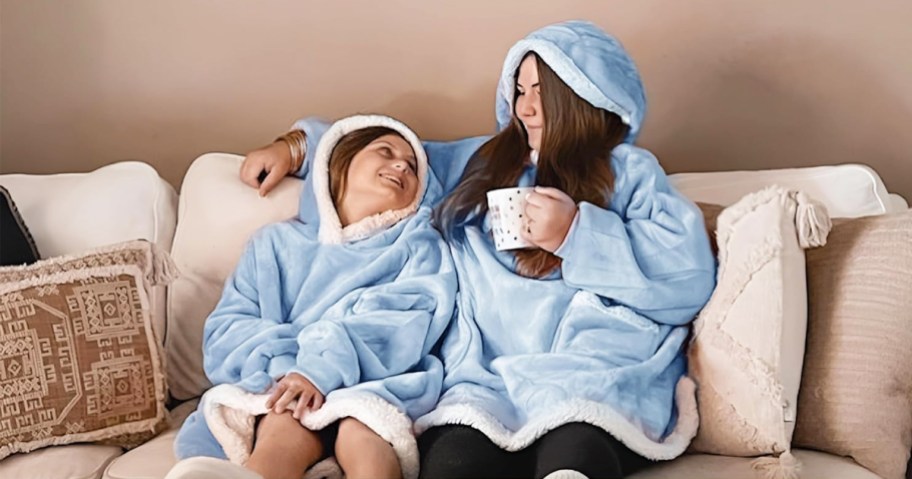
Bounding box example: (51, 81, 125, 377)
(247, 411, 322, 479)
(335, 418, 401, 479)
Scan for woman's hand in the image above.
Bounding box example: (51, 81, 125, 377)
(521, 187, 578, 253)
(265, 372, 325, 420)
(240, 141, 294, 197)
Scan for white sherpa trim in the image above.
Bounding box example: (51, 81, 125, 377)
(201, 384, 420, 479)
(415, 376, 700, 461)
(542, 470, 589, 479)
(498, 39, 632, 128)
(311, 114, 429, 244)
(201, 386, 260, 465)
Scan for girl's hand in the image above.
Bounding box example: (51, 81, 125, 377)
(521, 187, 578, 253)
(240, 141, 293, 197)
(265, 372, 325, 420)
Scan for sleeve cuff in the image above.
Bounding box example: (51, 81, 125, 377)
(289, 359, 344, 396)
(553, 209, 581, 258)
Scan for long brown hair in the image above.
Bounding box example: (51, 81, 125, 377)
(434, 52, 630, 278)
(328, 126, 402, 208)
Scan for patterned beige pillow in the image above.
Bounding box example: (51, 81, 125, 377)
(0, 240, 177, 459)
(793, 210, 912, 479)
(688, 187, 830, 464)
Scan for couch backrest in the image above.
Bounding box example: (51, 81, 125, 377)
(164, 154, 906, 401)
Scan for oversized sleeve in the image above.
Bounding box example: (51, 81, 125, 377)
(289, 228, 457, 396)
(555, 144, 716, 325)
(202, 233, 298, 393)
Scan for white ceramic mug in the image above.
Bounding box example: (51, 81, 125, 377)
(486, 186, 535, 251)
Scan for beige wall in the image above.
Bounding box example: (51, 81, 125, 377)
(2, 0, 911, 200)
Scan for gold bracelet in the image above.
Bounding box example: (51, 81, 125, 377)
(275, 130, 306, 174)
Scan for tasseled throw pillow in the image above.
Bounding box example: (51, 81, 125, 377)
(0, 240, 178, 458)
(688, 186, 832, 478)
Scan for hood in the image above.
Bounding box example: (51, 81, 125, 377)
(305, 114, 429, 244)
(496, 20, 647, 143)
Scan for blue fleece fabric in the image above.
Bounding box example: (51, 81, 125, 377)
(174, 127, 457, 461)
(280, 20, 715, 457)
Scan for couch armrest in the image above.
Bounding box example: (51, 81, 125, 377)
(888, 193, 909, 212)
(0, 161, 177, 256)
(669, 163, 894, 218)
(0, 161, 178, 353)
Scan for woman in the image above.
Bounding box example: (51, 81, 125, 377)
(172, 115, 457, 479)
(241, 21, 716, 479)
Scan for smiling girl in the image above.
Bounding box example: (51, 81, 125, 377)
(171, 115, 457, 479)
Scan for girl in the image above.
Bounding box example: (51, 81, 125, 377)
(241, 21, 716, 479)
(171, 115, 457, 479)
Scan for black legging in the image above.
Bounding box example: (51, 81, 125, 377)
(418, 423, 653, 479)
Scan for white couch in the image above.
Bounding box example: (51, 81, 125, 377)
(0, 155, 908, 479)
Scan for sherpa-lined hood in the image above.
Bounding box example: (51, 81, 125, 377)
(495, 20, 647, 143)
(304, 114, 429, 244)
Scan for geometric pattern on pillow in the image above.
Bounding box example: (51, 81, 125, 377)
(0, 240, 177, 459)
(688, 186, 830, 459)
(793, 210, 912, 479)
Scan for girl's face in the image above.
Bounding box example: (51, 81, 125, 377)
(341, 134, 419, 214)
(515, 55, 543, 151)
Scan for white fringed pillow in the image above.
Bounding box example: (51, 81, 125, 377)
(687, 187, 831, 469)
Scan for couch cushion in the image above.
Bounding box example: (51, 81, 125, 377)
(0, 444, 124, 479)
(0, 241, 173, 460)
(103, 399, 199, 479)
(630, 449, 881, 479)
(0, 162, 178, 353)
(166, 153, 302, 400)
(793, 210, 912, 479)
(669, 163, 894, 218)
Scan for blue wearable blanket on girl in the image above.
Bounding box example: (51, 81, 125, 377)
(174, 117, 457, 478)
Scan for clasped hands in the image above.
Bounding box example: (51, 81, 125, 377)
(265, 372, 324, 420)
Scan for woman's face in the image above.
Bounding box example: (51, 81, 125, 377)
(342, 134, 419, 214)
(515, 55, 543, 151)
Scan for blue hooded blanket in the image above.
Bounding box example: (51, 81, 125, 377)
(289, 21, 715, 460)
(173, 115, 457, 479)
